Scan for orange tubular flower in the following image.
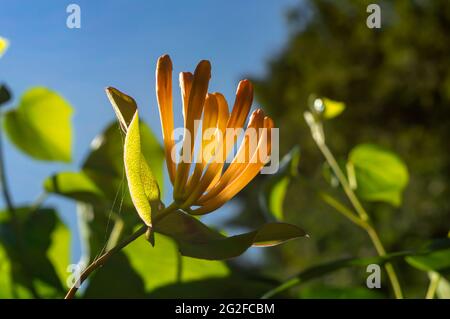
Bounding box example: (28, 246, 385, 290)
(156, 54, 273, 215)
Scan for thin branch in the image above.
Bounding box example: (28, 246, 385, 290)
(64, 202, 178, 299)
(304, 111, 404, 299)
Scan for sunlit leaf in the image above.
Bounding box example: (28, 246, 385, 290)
(259, 146, 300, 220)
(0, 37, 8, 57)
(83, 233, 229, 298)
(349, 143, 409, 206)
(47, 215, 71, 288)
(155, 210, 307, 260)
(266, 178, 290, 220)
(0, 207, 70, 298)
(3, 87, 73, 162)
(45, 120, 164, 204)
(0, 243, 15, 298)
(43, 171, 105, 204)
(322, 98, 345, 119)
(406, 239, 450, 274)
(85, 121, 164, 189)
(124, 112, 160, 226)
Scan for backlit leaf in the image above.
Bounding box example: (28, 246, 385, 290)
(83, 233, 229, 298)
(322, 98, 345, 119)
(349, 143, 409, 206)
(155, 211, 307, 260)
(3, 87, 73, 162)
(0, 207, 70, 298)
(259, 146, 300, 220)
(124, 112, 160, 226)
(43, 171, 105, 203)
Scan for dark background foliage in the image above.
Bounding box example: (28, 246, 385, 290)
(227, 0, 450, 297)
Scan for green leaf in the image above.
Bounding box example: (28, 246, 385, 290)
(0, 243, 15, 298)
(124, 112, 161, 226)
(310, 96, 345, 119)
(105, 87, 137, 133)
(0, 84, 12, 106)
(3, 87, 73, 162)
(43, 171, 105, 203)
(0, 37, 8, 57)
(83, 233, 229, 298)
(262, 238, 450, 298)
(259, 146, 300, 220)
(0, 207, 70, 298)
(266, 178, 290, 220)
(44, 119, 164, 269)
(45, 120, 164, 205)
(349, 143, 409, 206)
(406, 239, 450, 274)
(155, 210, 307, 260)
(322, 98, 346, 119)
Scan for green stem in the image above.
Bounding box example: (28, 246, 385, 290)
(64, 202, 178, 299)
(0, 124, 40, 298)
(305, 112, 403, 299)
(425, 272, 440, 299)
(29, 191, 48, 214)
(0, 127, 18, 223)
(176, 251, 183, 283)
(261, 278, 299, 299)
(319, 193, 367, 229)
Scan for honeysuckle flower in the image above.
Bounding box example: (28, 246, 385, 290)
(155, 54, 273, 215)
(104, 54, 306, 262)
(106, 54, 274, 221)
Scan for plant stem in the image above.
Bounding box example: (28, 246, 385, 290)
(0, 124, 41, 298)
(305, 112, 403, 299)
(176, 251, 183, 283)
(64, 202, 178, 299)
(425, 272, 440, 299)
(319, 192, 367, 229)
(64, 224, 147, 299)
(0, 127, 17, 222)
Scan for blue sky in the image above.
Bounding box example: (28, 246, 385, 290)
(0, 0, 299, 261)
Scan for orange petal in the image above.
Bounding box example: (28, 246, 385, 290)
(184, 94, 219, 195)
(197, 109, 265, 204)
(179, 72, 193, 127)
(226, 80, 253, 131)
(192, 116, 273, 215)
(219, 80, 253, 171)
(174, 60, 211, 198)
(156, 54, 176, 184)
(214, 92, 230, 134)
(204, 92, 230, 191)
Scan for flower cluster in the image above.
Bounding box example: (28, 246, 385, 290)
(155, 55, 273, 215)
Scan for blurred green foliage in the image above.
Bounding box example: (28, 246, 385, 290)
(4, 87, 73, 162)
